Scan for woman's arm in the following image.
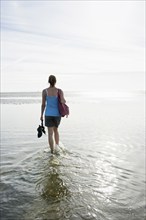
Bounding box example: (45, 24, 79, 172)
(60, 89, 66, 104)
(40, 90, 46, 120)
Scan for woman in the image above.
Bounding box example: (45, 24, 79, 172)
(40, 75, 66, 154)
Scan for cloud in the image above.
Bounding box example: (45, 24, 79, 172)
(1, 1, 145, 92)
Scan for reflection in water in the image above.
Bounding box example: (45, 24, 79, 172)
(28, 155, 71, 220)
(41, 171, 68, 201)
(36, 156, 69, 202)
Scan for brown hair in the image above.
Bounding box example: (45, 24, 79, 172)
(48, 75, 56, 87)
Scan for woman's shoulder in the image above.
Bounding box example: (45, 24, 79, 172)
(57, 88, 63, 92)
(42, 88, 48, 96)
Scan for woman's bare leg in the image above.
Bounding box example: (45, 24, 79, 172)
(53, 127, 59, 145)
(48, 127, 54, 153)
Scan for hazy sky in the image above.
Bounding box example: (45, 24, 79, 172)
(1, 1, 145, 92)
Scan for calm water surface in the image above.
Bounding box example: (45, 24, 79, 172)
(0, 91, 145, 220)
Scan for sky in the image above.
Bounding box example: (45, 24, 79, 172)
(1, 0, 145, 92)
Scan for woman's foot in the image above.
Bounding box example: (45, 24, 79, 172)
(54, 144, 60, 154)
(50, 146, 54, 154)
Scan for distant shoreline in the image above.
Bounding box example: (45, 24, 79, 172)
(0, 90, 145, 95)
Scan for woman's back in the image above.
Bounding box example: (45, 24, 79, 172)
(45, 87, 60, 116)
(46, 87, 58, 97)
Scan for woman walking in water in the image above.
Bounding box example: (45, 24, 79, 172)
(40, 75, 66, 154)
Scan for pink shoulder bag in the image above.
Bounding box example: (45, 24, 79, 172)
(58, 89, 69, 117)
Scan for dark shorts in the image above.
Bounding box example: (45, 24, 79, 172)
(45, 116, 61, 128)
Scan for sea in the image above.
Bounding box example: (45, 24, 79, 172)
(0, 90, 145, 220)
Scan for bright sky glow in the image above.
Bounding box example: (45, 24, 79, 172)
(1, 1, 145, 92)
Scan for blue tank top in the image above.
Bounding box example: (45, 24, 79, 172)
(45, 95, 61, 117)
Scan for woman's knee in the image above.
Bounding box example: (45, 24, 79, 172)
(48, 128, 53, 136)
(53, 127, 58, 133)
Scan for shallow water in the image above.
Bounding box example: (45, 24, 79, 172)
(0, 91, 145, 220)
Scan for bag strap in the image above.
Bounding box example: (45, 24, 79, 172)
(57, 88, 61, 96)
(57, 89, 61, 102)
